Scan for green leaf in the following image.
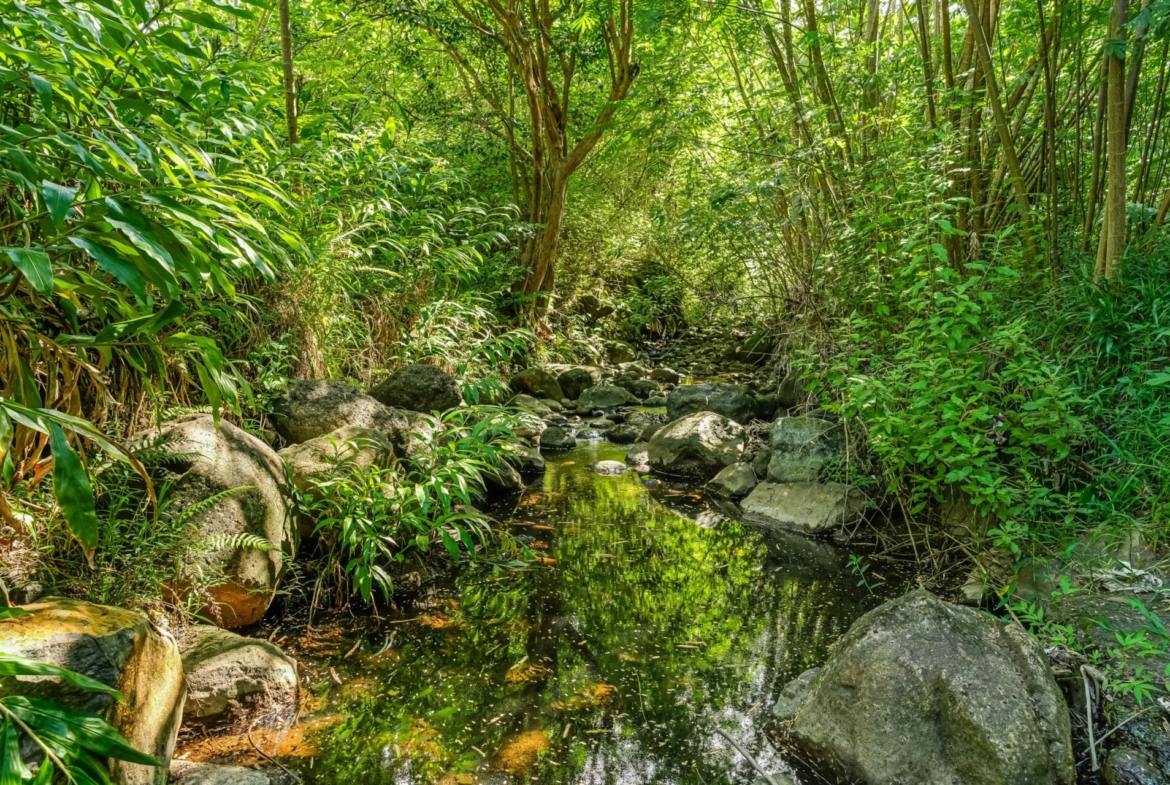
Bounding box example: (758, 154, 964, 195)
(0, 608, 29, 621)
(2, 247, 54, 297)
(48, 422, 99, 563)
(0, 718, 32, 784)
(68, 237, 147, 301)
(174, 9, 235, 32)
(2, 697, 159, 766)
(0, 654, 120, 697)
(42, 181, 80, 230)
(1146, 373, 1170, 387)
(28, 72, 54, 112)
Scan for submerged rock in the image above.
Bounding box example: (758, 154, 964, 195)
(0, 599, 185, 785)
(509, 368, 565, 402)
(767, 416, 845, 482)
(740, 481, 866, 535)
(592, 460, 630, 476)
(140, 414, 295, 628)
(180, 626, 298, 727)
(370, 363, 463, 414)
(647, 412, 744, 479)
(667, 383, 758, 424)
(783, 591, 1075, 785)
(706, 463, 757, 499)
(271, 380, 409, 446)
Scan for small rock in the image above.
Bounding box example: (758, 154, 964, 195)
(369, 363, 463, 414)
(607, 424, 643, 444)
(279, 426, 393, 492)
(509, 368, 565, 401)
(626, 442, 651, 468)
(484, 460, 524, 495)
(630, 380, 660, 399)
(707, 463, 757, 499)
(740, 481, 867, 535)
(576, 429, 604, 440)
(618, 362, 650, 378)
(592, 460, 629, 476)
(644, 395, 668, 407)
(180, 626, 298, 726)
(509, 394, 554, 417)
(538, 426, 576, 451)
(1103, 748, 1162, 785)
(650, 367, 682, 384)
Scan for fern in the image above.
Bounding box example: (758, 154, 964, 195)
(171, 485, 257, 527)
(203, 532, 276, 553)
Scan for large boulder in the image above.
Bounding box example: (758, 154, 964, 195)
(271, 380, 409, 446)
(509, 368, 565, 401)
(556, 368, 596, 401)
(647, 412, 744, 479)
(538, 426, 576, 451)
(369, 363, 462, 414)
(577, 384, 638, 411)
(667, 384, 758, 425)
(143, 414, 294, 627)
(180, 626, 298, 727)
(740, 481, 866, 535)
(279, 425, 393, 492)
(0, 599, 185, 785)
(767, 416, 845, 482)
(780, 591, 1075, 785)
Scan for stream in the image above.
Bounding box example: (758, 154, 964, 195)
(239, 439, 904, 784)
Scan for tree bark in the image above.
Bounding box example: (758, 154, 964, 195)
(1097, 0, 1128, 280)
(915, 0, 938, 127)
(279, 0, 298, 145)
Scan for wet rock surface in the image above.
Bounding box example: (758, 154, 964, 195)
(180, 626, 299, 727)
(647, 412, 745, 478)
(740, 481, 866, 535)
(666, 383, 758, 425)
(369, 363, 462, 414)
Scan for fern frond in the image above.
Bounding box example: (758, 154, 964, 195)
(203, 532, 276, 553)
(171, 485, 256, 526)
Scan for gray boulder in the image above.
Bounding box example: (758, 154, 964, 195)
(740, 481, 866, 536)
(706, 463, 757, 499)
(606, 424, 643, 444)
(370, 363, 462, 414)
(626, 442, 651, 468)
(271, 380, 409, 446)
(782, 591, 1075, 785)
(592, 460, 629, 476)
(577, 384, 638, 411)
(0, 599, 185, 785)
(556, 368, 596, 400)
(767, 416, 846, 482)
(509, 393, 555, 417)
(279, 425, 393, 492)
(142, 414, 294, 628)
(650, 367, 682, 384)
(539, 426, 576, 451)
(509, 368, 565, 401)
(1103, 749, 1162, 785)
(630, 379, 660, 399)
(180, 626, 298, 726)
(773, 666, 819, 722)
(169, 762, 271, 785)
(667, 384, 758, 424)
(648, 412, 744, 479)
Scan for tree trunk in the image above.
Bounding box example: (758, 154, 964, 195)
(915, 0, 938, 127)
(1097, 0, 1128, 280)
(279, 0, 298, 145)
(1083, 53, 1108, 249)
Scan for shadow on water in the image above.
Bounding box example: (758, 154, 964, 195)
(285, 441, 904, 784)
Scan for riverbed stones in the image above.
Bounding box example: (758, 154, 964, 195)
(577, 384, 638, 411)
(650, 367, 682, 384)
(782, 590, 1075, 785)
(509, 368, 565, 402)
(666, 383, 758, 424)
(370, 363, 463, 413)
(556, 368, 596, 400)
(740, 481, 867, 535)
(509, 393, 555, 417)
(706, 463, 757, 499)
(141, 414, 295, 628)
(0, 599, 185, 785)
(169, 762, 271, 785)
(180, 626, 298, 727)
(766, 416, 846, 483)
(271, 380, 409, 446)
(539, 426, 576, 451)
(592, 460, 629, 476)
(647, 412, 745, 479)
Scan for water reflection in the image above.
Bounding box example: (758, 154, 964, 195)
(291, 441, 897, 784)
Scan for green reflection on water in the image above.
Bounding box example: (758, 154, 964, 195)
(295, 441, 895, 785)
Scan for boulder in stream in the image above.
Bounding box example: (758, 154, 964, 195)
(647, 412, 744, 478)
(509, 368, 565, 401)
(740, 481, 866, 536)
(370, 363, 463, 413)
(169, 762, 271, 785)
(706, 463, 757, 499)
(539, 426, 576, 451)
(180, 625, 298, 727)
(577, 383, 638, 411)
(556, 367, 596, 400)
(271, 380, 409, 447)
(592, 460, 630, 476)
(767, 416, 846, 482)
(667, 383, 758, 425)
(780, 590, 1075, 785)
(0, 599, 185, 785)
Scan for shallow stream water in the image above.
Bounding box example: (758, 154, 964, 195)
(262, 440, 902, 784)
